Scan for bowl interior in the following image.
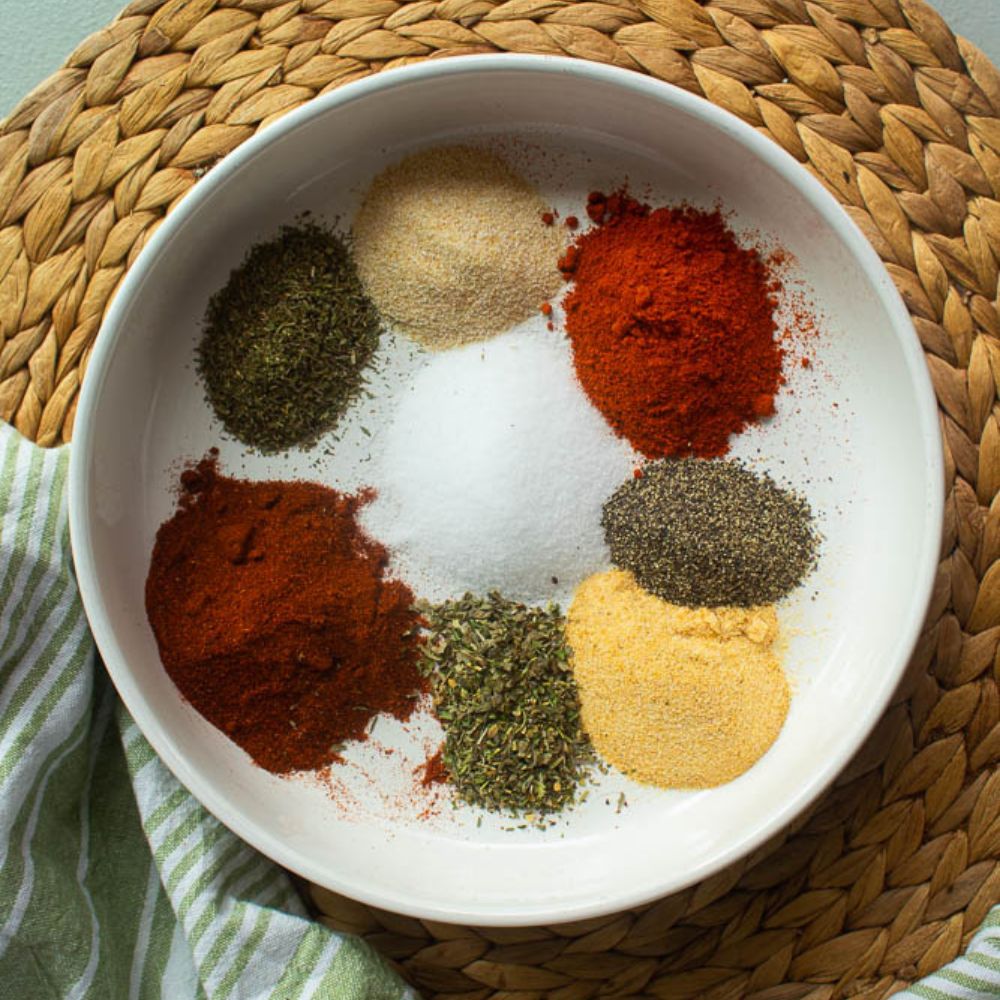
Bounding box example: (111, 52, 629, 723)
(70, 56, 942, 925)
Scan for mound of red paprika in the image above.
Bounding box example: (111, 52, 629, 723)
(560, 190, 786, 459)
(145, 453, 425, 775)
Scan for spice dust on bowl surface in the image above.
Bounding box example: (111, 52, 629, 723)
(69, 57, 942, 925)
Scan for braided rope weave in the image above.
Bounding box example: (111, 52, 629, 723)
(3, 1, 1000, 997)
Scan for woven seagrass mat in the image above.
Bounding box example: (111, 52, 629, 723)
(3, 0, 1000, 996)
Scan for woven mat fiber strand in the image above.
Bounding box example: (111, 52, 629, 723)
(3, 0, 1000, 997)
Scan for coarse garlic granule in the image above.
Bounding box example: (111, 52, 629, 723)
(352, 146, 565, 350)
(566, 570, 790, 788)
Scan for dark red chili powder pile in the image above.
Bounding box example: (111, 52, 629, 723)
(559, 190, 786, 459)
(145, 452, 425, 775)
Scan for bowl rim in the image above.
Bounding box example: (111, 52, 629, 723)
(68, 52, 945, 925)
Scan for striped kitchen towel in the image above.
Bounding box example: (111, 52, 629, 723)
(895, 907, 1000, 1000)
(0, 422, 413, 999)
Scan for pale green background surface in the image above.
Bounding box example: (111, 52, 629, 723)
(0, 0, 997, 118)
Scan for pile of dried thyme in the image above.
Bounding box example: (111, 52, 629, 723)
(418, 593, 593, 816)
(196, 221, 380, 453)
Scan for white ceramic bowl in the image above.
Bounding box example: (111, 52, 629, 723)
(69, 55, 943, 925)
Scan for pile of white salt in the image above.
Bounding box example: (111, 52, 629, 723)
(361, 328, 637, 605)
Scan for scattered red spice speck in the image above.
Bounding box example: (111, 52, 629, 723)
(801, 357, 811, 368)
(541, 211, 555, 226)
(417, 748, 449, 787)
(633, 467, 644, 479)
(540, 302, 553, 317)
(565, 215, 579, 230)
(547, 322, 554, 331)
(557, 244, 580, 274)
(585, 191, 607, 224)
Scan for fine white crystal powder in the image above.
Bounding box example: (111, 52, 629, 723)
(361, 326, 638, 606)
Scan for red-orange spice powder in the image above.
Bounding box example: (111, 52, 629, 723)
(559, 190, 786, 459)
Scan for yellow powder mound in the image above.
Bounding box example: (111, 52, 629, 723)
(566, 570, 789, 788)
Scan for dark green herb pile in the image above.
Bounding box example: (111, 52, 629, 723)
(418, 593, 593, 816)
(196, 222, 380, 453)
(603, 459, 819, 607)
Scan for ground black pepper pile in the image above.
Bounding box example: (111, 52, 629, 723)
(602, 459, 819, 607)
(196, 221, 380, 453)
